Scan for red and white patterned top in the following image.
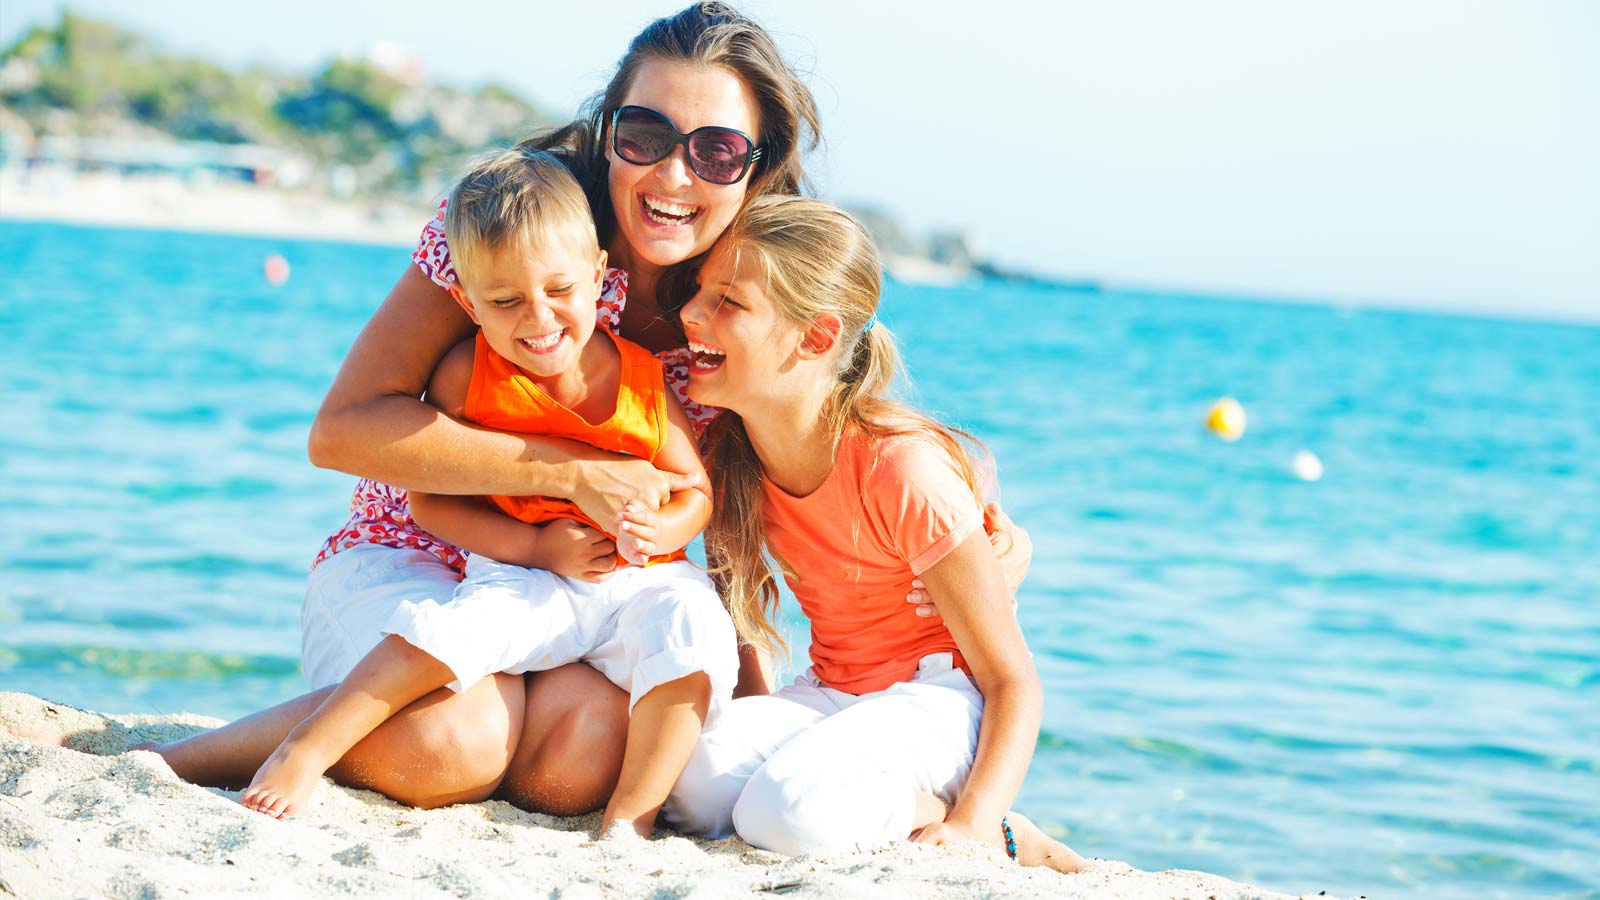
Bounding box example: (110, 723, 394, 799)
(312, 202, 721, 573)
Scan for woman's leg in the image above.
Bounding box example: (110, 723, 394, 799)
(142, 672, 524, 809)
(495, 663, 632, 816)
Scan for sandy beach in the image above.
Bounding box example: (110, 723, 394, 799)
(0, 168, 426, 247)
(0, 692, 1344, 900)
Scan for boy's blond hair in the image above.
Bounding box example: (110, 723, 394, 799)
(444, 148, 600, 286)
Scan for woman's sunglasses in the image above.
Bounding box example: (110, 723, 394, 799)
(610, 105, 763, 186)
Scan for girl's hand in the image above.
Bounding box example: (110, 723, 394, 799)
(615, 499, 662, 566)
(910, 818, 1006, 853)
(906, 501, 1029, 619)
(570, 458, 702, 527)
(537, 521, 618, 583)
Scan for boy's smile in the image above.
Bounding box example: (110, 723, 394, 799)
(455, 235, 608, 391)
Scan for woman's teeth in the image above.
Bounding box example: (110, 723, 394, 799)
(520, 331, 564, 351)
(643, 195, 701, 225)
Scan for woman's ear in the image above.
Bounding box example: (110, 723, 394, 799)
(799, 312, 843, 358)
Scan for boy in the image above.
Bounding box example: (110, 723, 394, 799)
(241, 149, 736, 838)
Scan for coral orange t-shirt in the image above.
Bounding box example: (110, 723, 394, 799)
(761, 429, 990, 694)
(463, 330, 685, 565)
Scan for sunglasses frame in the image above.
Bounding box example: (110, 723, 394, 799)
(609, 105, 764, 186)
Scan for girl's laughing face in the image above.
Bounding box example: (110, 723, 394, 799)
(678, 245, 804, 412)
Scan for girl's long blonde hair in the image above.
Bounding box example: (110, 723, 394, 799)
(699, 196, 990, 656)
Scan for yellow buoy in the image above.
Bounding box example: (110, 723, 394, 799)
(1205, 397, 1247, 442)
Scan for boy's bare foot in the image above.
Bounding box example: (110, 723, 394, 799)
(1007, 811, 1088, 874)
(239, 742, 329, 819)
(598, 813, 654, 840)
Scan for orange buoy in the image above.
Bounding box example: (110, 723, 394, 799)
(264, 254, 291, 285)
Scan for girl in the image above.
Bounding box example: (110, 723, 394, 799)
(662, 196, 1085, 871)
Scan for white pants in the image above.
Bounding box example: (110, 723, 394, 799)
(301, 544, 462, 690)
(381, 556, 738, 721)
(664, 653, 983, 855)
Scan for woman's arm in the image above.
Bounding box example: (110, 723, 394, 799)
(914, 529, 1043, 844)
(306, 265, 695, 522)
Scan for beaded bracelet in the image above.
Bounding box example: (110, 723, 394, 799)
(1001, 815, 1018, 862)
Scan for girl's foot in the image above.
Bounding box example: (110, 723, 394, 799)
(239, 742, 329, 819)
(1007, 811, 1088, 874)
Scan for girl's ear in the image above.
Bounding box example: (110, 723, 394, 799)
(799, 312, 844, 359)
(594, 249, 608, 291)
(448, 285, 481, 324)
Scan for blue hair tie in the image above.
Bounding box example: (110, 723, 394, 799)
(863, 312, 879, 334)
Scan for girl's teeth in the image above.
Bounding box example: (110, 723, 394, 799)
(521, 332, 563, 350)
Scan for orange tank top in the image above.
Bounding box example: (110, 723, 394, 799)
(463, 330, 685, 565)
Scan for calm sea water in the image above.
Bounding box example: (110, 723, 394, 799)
(2, 221, 1596, 899)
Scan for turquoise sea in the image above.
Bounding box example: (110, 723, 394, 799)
(2, 220, 1597, 899)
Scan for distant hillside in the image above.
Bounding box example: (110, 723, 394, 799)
(0, 12, 555, 197)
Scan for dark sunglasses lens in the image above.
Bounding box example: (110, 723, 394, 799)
(687, 129, 751, 184)
(614, 109, 674, 164)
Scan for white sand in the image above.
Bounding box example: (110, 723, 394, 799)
(0, 169, 426, 246)
(0, 693, 1341, 899)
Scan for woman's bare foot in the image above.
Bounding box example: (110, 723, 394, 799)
(1007, 811, 1088, 873)
(239, 741, 331, 819)
(6, 722, 71, 746)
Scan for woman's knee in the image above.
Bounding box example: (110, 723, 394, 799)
(499, 664, 629, 816)
(335, 673, 523, 808)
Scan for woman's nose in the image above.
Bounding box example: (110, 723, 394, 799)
(655, 146, 695, 189)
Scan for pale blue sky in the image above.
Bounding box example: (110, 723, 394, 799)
(3, 1, 1596, 321)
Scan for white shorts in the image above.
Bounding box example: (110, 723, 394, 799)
(381, 557, 739, 722)
(300, 544, 462, 690)
(664, 652, 983, 855)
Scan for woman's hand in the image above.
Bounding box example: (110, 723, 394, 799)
(986, 501, 1032, 597)
(906, 501, 1031, 618)
(535, 521, 618, 582)
(569, 457, 702, 527)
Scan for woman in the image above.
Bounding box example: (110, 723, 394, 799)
(143, 2, 1034, 821)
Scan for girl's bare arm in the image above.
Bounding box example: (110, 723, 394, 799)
(917, 529, 1043, 839)
(306, 265, 693, 522)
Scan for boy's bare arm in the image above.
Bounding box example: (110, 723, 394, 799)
(616, 392, 712, 562)
(408, 339, 584, 570)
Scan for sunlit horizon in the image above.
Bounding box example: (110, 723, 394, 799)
(2, 0, 1596, 323)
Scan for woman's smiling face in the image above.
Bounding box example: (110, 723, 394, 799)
(606, 58, 762, 272)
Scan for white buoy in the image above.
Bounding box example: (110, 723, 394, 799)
(264, 254, 291, 285)
(1292, 450, 1324, 482)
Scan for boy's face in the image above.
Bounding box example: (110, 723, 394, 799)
(455, 234, 607, 380)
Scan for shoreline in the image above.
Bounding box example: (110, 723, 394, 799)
(0, 692, 1344, 900)
(0, 168, 425, 248)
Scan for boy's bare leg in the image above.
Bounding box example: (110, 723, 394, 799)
(600, 672, 710, 838)
(241, 635, 455, 818)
